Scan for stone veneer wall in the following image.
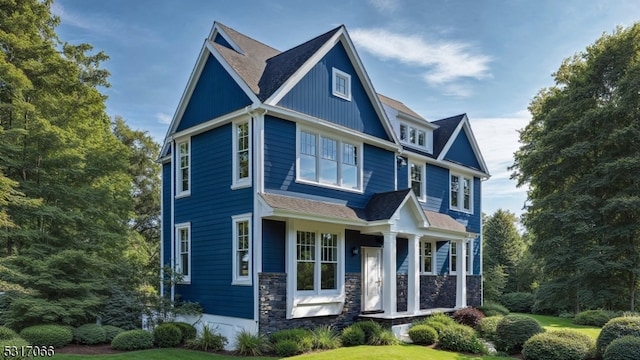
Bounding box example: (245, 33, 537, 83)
(396, 274, 407, 312)
(420, 275, 483, 309)
(259, 272, 362, 335)
(467, 275, 482, 307)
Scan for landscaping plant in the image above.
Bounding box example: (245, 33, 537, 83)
(408, 324, 438, 345)
(573, 309, 618, 327)
(340, 324, 365, 347)
(73, 324, 107, 345)
(437, 323, 487, 354)
(185, 324, 227, 352)
(596, 317, 640, 356)
(453, 307, 485, 328)
(522, 330, 594, 360)
(110, 329, 154, 351)
(19, 325, 73, 348)
(495, 314, 543, 354)
(603, 335, 640, 360)
(152, 323, 182, 348)
(234, 329, 270, 356)
(311, 326, 341, 350)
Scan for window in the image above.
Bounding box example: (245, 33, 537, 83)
(409, 162, 425, 201)
(298, 128, 361, 191)
(232, 214, 251, 285)
(232, 120, 251, 188)
(175, 223, 191, 283)
(332, 68, 351, 101)
(296, 231, 339, 293)
(419, 241, 435, 274)
(400, 124, 407, 141)
(176, 140, 190, 196)
(398, 122, 431, 152)
(450, 173, 473, 212)
(450, 242, 457, 274)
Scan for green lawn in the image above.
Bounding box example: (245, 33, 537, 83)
(517, 313, 601, 339)
(291, 345, 512, 359)
(52, 348, 276, 360)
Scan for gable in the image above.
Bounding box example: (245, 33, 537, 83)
(443, 128, 482, 170)
(276, 42, 390, 141)
(176, 54, 252, 132)
(213, 32, 234, 50)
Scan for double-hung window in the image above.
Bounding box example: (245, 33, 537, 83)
(450, 173, 473, 212)
(232, 214, 251, 285)
(296, 231, 339, 293)
(232, 120, 251, 189)
(175, 223, 191, 283)
(419, 241, 435, 274)
(176, 140, 190, 196)
(332, 68, 351, 101)
(409, 162, 426, 201)
(298, 128, 361, 191)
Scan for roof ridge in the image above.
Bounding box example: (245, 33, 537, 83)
(216, 22, 282, 54)
(267, 25, 343, 61)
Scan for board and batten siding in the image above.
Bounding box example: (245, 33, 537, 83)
(262, 219, 286, 273)
(162, 162, 172, 267)
(443, 130, 482, 171)
(173, 125, 254, 319)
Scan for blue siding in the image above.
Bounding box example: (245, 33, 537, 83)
(443, 130, 482, 170)
(263, 220, 286, 273)
(277, 43, 390, 141)
(345, 230, 382, 273)
(177, 54, 252, 132)
(436, 241, 450, 275)
(396, 238, 408, 273)
(263, 115, 395, 208)
(472, 236, 481, 275)
(162, 163, 172, 267)
(174, 125, 254, 319)
(397, 157, 408, 191)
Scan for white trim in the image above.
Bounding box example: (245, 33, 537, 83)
(331, 67, 351, 101)
(408, 161, 426, 202)
(231, 213, 252, 286)
(449, 240, 457, 275)
(382, 231, 397, 316)
(449, 171, 474, 214)
(437, 115, 490, 175)
(455, 239, 468, 308)
(399, 122, 433, 154)
(177, 313, 257, 351)
(231, 118, 252, 189)
(466, 240, 473, 276)
(419, 240, 436, 275)
(160, 164, 165, 297)
(170, 141, 176, 301)
(408, 235, 420, 314)
(175, 138, 191, 197)
(175, 222, 192, 284)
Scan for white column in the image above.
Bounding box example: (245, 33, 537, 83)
(456, 240, 467, 308)
(407, 235, 420, 314)
(382, 232, 397, 316)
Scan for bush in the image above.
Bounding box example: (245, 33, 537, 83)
(522, 330, 594, 360)
(73, 324, 107, 345)
(596, 317, 640, 356)
(0, 337, 31, 360)
(603, 335, 640, 360)
(354, 321, 383, 344)
(152, 323, 182, 348)
(168, 322, 196, 343)
(574, 309, 618, 328)
(110, 329, 153, 351)
(185, 324, 227, 352)
(311, 326, 341, 350)
(478, 302, 510, 317)
(418, 319, 447, 335)
(438, 323, 486, 354)
(341, 325, 365, 347)
(102, 325, 125, 342)
(408, 324, 438, 345)
(495, 314, 544, 354)
(274, 339, 301, 357)
(427, 312, 455, 326)
(369, 329, 399, 346)
(19, 324, 73, 348)
(453, 307, 485, 328)
(477, 316, 503, 342)
(0, 326, 18, 340)
(501, 292, 535, 313)
(270, 328, 313, 352)
(235, 329, 270, 356)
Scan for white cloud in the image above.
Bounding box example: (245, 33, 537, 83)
(350, 28, 492, 95)
(368, 0, 399, 12)
(156, 112, 172, 125)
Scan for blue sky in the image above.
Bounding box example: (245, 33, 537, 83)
(53, 0, 639, 219)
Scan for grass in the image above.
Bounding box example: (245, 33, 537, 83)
(52, 348, 277, 360)
(291, 345, 511, 359)
(517, 313, 601, 339)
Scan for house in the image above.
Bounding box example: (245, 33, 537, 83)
(159, 22, 490, 345)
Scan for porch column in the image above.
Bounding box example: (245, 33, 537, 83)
(407, 235, 420, 314)
(382, 231, 397, 316)
(455, 239, 467, 308)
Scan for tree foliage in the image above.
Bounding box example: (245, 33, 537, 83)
(511, 24, 640, 312)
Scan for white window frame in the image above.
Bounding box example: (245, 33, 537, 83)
(176, 138, 191, 197)
(408, 161, 426, 202)
(175, 222, 191, 283)
(398, 122, 432, 152)
(231, 119, 252, 189)
(332, 68, 351, 101)
(419, 240, 436, 274)
(296, 126, 363, 193)
(449, 241, 457, 275)
(449, 172, 473, 213)
(232, 214, 252, 285)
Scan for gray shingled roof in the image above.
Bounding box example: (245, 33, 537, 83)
(364, 189, 412, 221)
(432, 114, 465, 158)
(260, 193, 364, 222)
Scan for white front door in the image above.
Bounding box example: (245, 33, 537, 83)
(362, 247, 383, 311)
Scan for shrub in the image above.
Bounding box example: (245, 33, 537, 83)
(453, 307, 485, 328)
(477, 316, 503, 342)
(102, 325, 125, 342)
(0, 326, 18, 340)
(522, 330, 594, 360)
(501, 292, 535, 313)
(270, 328, 313, 352)
(438, 323, 486, 354)
(574, 309, 617, 328)
(478, 302, 510, 317)
(152, 323, 182, 348)
(235, 329, 270, 356)
(110, 329, 153, 351)
(168, 322, 196, 343)
(354, 321, 383, 344)
(408, 324, 438, 345)
(274, 339, 301, 357)
(311, 326, 341, 350)
(369, 329, 399, 346)
(19, 324, 73, 348)
(603, 335, 640, 360)
(427, 312, 455, 326)
(596, 317, 640, 356)
(73, 324, 107, 345)
(495, 314, 544, 354)
(341, 325, 365, 347)
(418, 319, 447, 335)
(0, 337, 31, 360)
(185, 324, 227, 352)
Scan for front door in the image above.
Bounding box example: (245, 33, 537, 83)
(362, 247, 383, 311)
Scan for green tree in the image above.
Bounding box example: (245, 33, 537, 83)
(511, 24, 640, 312)
(483, 209, 525, 295)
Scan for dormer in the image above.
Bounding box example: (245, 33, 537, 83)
(377, 94, 437, 154)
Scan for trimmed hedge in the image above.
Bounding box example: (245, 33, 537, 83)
(341, 325, 365, 347)
(111, 329, 153, 351)
(408, 324, 438, 345)
(501, 292, 535, 313)
(0, 337, 31, 360)
(574, 310, 618, 328)
(477, 316, 503, 342)
(478, 302, 510, 317)
(495, 314, 544, 354)
(73, 324, 107, 345)
(152, 323, 182, 348)
(453, 307, 485, 328)
(438, 323, 486, 354)
(168, 322, 196, 343)
(603, 335, 640, 360)
(19, 325, 73, 348)
(522, 330, 594, 360)
(596, 317, 640, 356)
(0, 326, 18, 340)
(102, 325, 125, 342)
(427, 312, 456, 326)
